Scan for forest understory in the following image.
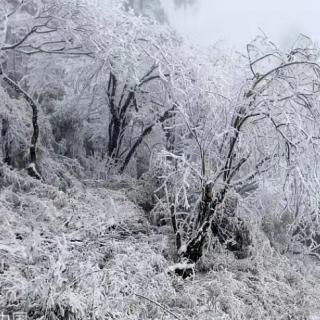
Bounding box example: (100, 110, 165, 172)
(1, 167, 320, 320)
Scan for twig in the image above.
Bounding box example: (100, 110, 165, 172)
(134, 293, 182, 320)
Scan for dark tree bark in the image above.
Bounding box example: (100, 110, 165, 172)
(1, 118, 11, 165)
(182, 185, 228, 263)
(0, 67, 41, 179)
(170, 203, 182, 251)
(107, 72, 120, 158)
(119, 124, 153, 172)
(106, 67, 170, 172)
(106, 72, 139, 161)
(119, 105, 176, 173)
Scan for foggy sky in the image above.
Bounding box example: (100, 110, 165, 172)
(161, 0, 320, 51)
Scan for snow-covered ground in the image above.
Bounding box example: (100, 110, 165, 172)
(1, 167, 319, 319)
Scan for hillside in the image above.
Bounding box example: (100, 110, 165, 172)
(1, 167, 320, 319)
(2, 1, 320, 319)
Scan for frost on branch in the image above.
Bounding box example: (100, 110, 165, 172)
(1, 1, 320, 319)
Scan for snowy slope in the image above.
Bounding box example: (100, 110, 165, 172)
(0, 167, 320, 319)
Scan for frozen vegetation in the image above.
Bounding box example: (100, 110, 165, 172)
(1, 0, 320, 319)
(1, 168, 320, 319)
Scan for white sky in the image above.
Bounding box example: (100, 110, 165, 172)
(161, 0, 320, 51)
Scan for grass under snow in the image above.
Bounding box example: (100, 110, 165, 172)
(0, 166, 320, 320)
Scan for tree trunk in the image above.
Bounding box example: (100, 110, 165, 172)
(182, 184, 228, 263)
(1, 118, 11, 165)
(119, 105, 176, 173)
(119, 124, 153, 173)
(0, 67, 41, 179)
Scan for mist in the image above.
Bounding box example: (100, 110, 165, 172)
(161, 0, 320, 50)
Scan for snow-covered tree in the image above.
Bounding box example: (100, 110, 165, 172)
(154, 34, 320, 265)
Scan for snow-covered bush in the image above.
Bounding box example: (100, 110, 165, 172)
(1, 173, 320, 320)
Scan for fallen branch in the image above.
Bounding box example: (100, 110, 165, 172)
(134, 293, 182, 320)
